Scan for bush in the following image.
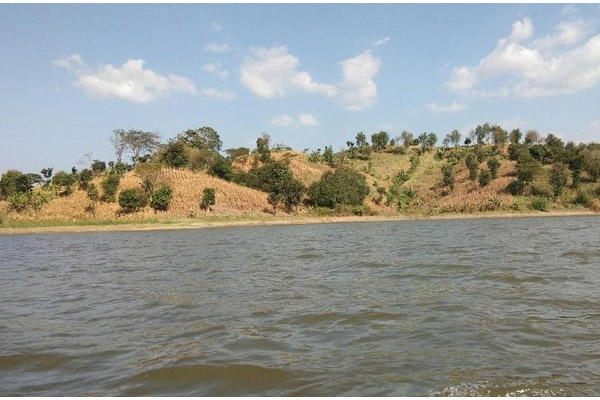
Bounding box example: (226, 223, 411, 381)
(8, 192, 30, 212)
(150, 185, 173, 211)
(441, 164, 455, 189)
(87, 183, 100, 202)
(101, 174, 121, 202)
(549, 162, 571, 198)
(118, 188, 148, 211)
(78, 169, 93, 190)
(29, 191, 51, 211)
(201, 187, 216, 211)
(465, 153, 479, 181)
(308, 167, 369, 208)
(161, 140, 189, 168)
(487, 158, 500, 179)
(575, 189, 593, 206)
(479, 169, 492, 187)
(209, 156, 233, 181)
(531, 197, 548, 211)
(507, 179, 526, 195)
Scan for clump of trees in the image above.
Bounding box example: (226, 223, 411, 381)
(307, 167, 369, 208)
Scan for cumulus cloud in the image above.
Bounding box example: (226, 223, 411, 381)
(372, 36, 391, 47)
(426, 101, 467, 113)
(202, 88, 236, 100)
(202, 63, 228, 79)
(53, 55, 196, 103)
(338, 50, 381, 110)
(240, 46, 337, 98)
(446, 16, 600, 97)
(204, 43, 230, 53)
(270, 113, 318, 128)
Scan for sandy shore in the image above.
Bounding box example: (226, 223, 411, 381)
(0, 210, 597, 235)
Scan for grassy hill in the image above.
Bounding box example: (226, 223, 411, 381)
(2, 144, 598, 228)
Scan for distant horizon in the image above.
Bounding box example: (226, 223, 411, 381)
(2, 3, 600, 173)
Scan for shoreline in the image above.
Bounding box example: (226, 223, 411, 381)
(0, 210, 597, 235)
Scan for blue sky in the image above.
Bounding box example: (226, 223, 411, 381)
(1, 3, 600, 173)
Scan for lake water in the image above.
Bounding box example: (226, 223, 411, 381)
(2, 216, 600, 396)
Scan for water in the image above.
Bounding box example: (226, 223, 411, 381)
(2, 216, 600, 396)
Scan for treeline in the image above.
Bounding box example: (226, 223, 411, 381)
(1, 122, 600, 217)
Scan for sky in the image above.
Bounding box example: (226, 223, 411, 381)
(1, 3, 600, 173)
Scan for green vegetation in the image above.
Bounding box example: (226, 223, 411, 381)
(2, 120, 600, 229)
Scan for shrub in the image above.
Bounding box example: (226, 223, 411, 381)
(441, 164, 455, 190)
(507, 179, 526, 195)
(78, 169, 93, 190)
(465, 153, 479, 181)
(30, 191, 51, 211)
(575, 189, 593, 206)
(201, 187, 216, 211)
(531, 197, 548, 211)
(549, 162, 571, 198)
(118, 188, 148, 212)
(91, 160, 106, 175)
(101, 174, 121, 202)
(209, 156, 233, 181)
(0, 170, 31, 199)
(394, 170, 411, 185)
(308, 167, 369, 208)
(479, 169, 491, 187)
(487, 158, 500, 179)
(8, 193, 30, 212)
(87, 183, 100, 202)
(161, 140, 188, 168)
(150, 185, 173, 211)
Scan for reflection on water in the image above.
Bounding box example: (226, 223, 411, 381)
(1, 216, 600, 395)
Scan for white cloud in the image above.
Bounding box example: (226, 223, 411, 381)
(338, 50, 381, 110)
(204, 43, 231, 53)
(210, 21, 222, 32)
(54, 55, 196, 103)
(446, 16, 600, 98)
(298, 113, 318, 126)
(202, 63, 228, 79)
(240, 46, 337, 98)
(372, 36, 391, 47)
(426, 101, 467, 113)
(52, 54, 86, 71)
(202, 88, 236, 100)
(270, 114, 295, 127)
(270, 113, 318, 128)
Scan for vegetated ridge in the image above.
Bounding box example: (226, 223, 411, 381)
(1, 124, 599, 228)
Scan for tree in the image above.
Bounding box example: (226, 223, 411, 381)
(225, 147, 250, 159)
(201, 187, 216, 211)
(525, 130, 543, 145)
(78, 169, 93, 190)
(112, 129, 161, 163)
(479, 169, 491, 187)
(355, 132, 368, 147)
(101, 174, 121, 202)
(549, 163, 571, 199)
(0, 170, 32, 199)
(52, 171, 75, 195)
(161, 139, 188, 168)
(581, 147, 600, 181)
(371, 131, 389, 151)
(400, 131, 413, 148)
(444, 130, 461, 148)
(178, 126, 222, 152)
(40, 167, 53, 185)
(491, 125, 508, 148)
(256, 133, 271, 162)
(509, 129, 522, 144)
(544, 134, 565, 164)
(308, 167, 369, 208)
(515, 149, 541, 184)
(209, 155, 233, 181)
(474, 123, 492, 144)
(91, 160, 106, 175)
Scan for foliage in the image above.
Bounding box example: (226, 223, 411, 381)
(0, 170, 33, 199)
(135, 162, 162, 196)
(91, 160, 106, 175)
(487, 158, 500, 179)
(525, 130, 543, 144)
(209, 155, 234, 181)
(400, 131, 413, 148)
(101, 174, 121, 202)
(478, 169, 491, 187)
(87, 183, 100, 202)
(581, 148, 600, 181)
(201, 187, 216, 210)
(161, 139, 189, 168)
(575, 188, 593, 206)
(509, 129, 522, 144)
(394, 170, 411, 186)
(308, 149, 322, 163)
(443, 130, 461, 148)
(8, 192, 30, 212)
(112, 129, 161, 163)
(225, 147, 250, 159)
(308, 167, 369, 208)
(322, 146, 336, 167)
(150, 185, 173, 211)
(118, 188, 148, 212)
(371, 131, 389, 151)
(256, 133, 271, 162)
(355, 132, 368, 147)
(515, 150, 541, 184)
(465, 153, 479, 181)
(441, 164, 455, 190)
(177, 126, 222, 152)
(549, 162, 571, 198)
(531, 196, 548, 211)
(77, 169, 93, 190)
(52, 171, 75, 195)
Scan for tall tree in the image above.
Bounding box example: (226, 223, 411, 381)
(178, 126, 222, 152)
